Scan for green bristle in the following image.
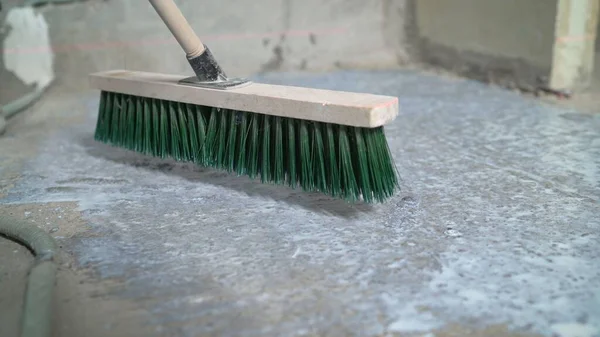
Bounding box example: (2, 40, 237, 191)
(364, 129, 383, 201)
(160, 100, 170, 158)
(273, 116, 284, 184)
(324, 123, 340, 197)
(235, 111, 248, 176)
(125, 97, 135, 149)
(204, 108, 219, 165)
(126, 97, 133, 146)
(215, 109, 228, 169)
(142, 98, 152, 155)
(286, 118, 296, 188)
(103, 92, 113, 141)
(353, 127, 372, 203)
(133, 97, 143, 152)
(151, 99, 160, 156)
(94, 92, 400, 203)
(110, 93, 121, 144)
(261, 115, 271, 183)
(185, 104, 200, 164)
(119, 95, 129, 147)
(312, 123, 326, 193)
(379, 131, 400, 197)
(94, 91, 108, 142)
(338, 125, 359, 201)
(225, 110, 237, 172)
(246, 113, 259, 179)
(177, 103, 191, 161)
(113, 94, 121, 145)
(299, 120, 311, 191)
(194, 105, 207, 165)
(168, 101, 181, 161)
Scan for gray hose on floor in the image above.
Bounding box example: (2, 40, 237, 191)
(0, 87, 46, 135)
(0, 215, 58, 337)
(0, 87, 46, 120)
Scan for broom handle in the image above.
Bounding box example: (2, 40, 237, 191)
(148, 0, 205, 58)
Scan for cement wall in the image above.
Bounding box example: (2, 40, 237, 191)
(5, 0, 593, 105)
(597, 6, 600, 50)
(1, 0, 413, 102)
(414, 0, 558, 90)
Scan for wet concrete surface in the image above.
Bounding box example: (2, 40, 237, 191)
(1, 70, 599, 337)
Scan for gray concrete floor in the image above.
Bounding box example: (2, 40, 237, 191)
(1, 69, 599, 337)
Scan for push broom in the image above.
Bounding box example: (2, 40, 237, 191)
(90, 0, 400, 203)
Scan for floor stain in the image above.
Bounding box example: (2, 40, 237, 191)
(0, 202, 90, 239)
(384, 323, 545, 337)
(56, 177, 129, 185)
(53, 262, 158, 337)
(433, 323, 544, 337)
(46, 186, 81, 193)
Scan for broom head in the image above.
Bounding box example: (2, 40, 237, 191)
(90, 70, 400, 203)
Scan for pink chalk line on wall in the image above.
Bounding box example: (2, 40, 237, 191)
(3, 27, 349, 55)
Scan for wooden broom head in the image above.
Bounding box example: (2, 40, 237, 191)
(89, 70, 399, 128)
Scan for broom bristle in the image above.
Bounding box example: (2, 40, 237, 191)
(94, 91, 400, 203)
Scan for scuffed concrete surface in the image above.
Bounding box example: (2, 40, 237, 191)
(1, 70, 599, 336)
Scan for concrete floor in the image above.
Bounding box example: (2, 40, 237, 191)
(1, 69, 599, 337)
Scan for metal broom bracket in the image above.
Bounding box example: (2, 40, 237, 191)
(147, 0, 251, 90)
(179, 44, 252, 90)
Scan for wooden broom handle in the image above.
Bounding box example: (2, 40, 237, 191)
(148, 0, 206, 58)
